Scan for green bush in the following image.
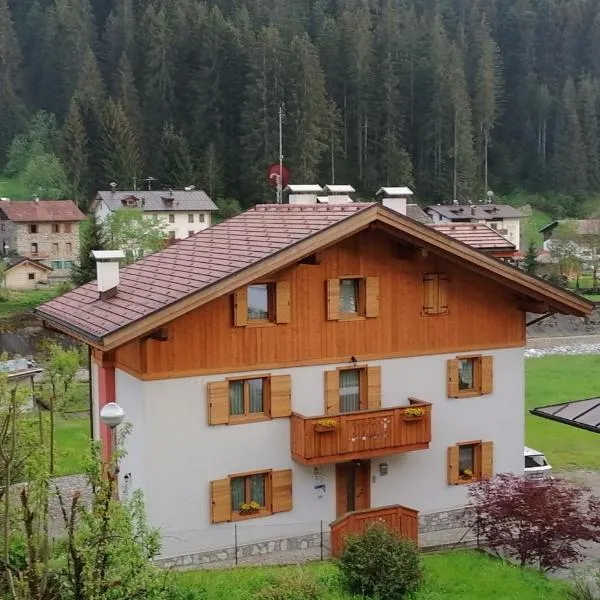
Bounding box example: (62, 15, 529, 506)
(338, 523, 423, 600)
(254, 568, 319, 600)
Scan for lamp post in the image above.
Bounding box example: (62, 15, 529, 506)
(99, 402, 125, 498)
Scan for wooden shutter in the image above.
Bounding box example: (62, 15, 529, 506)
(326, 279, 340, 321)
(271, 469, 293, 513)
(447, 359, 460, 398)
(366, 366, 381, 410)
(270, 375, 291, 418)
(481, 442, 494, 480)
(447, 446, 459, 485)
(276, 281, 291, 324)
(207, 381, 229, 425)
(365, 277, 380, 318)
(324, 370, 340, 414)
(480, 356, 493, 395)
(210, 478, 232, 523)
(438, 274, 449, 314)
(233, 288, 248, 327)
(422, 274, 437, 315)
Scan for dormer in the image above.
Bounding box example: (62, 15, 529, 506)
(161, 189, 175, 207)
(121, 195, 140, 207)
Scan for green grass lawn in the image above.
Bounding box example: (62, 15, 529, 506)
(53, 415, 90, 476)
(526, 354, 600, 470)
(174, 551, 569, 600)
(0, 288, 64, 318)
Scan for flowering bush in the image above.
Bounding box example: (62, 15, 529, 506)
(403, 407, 425, 418)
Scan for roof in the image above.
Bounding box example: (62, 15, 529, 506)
(425, 203, 523, 220)
(285, 185, 323, 193)
(92, 250, 125, 261)
(531, 397, 600, 434)
(524, 446, 545, 457)
(4, 257, 52, 272)
(430, 223, 515, 251)
(96, 190, 217, 213)
(539, 219, 600, 235)
(35, 202, 593, 350)
(324, 185, 355, 194)
(0, 200, 85, 222)
(406, 204, 432, 225)
(377, 187, 414, 197)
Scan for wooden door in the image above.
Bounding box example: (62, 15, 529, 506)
(336, 460, 371, 517)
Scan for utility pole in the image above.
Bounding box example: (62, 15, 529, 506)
(277, 104, 284, 204)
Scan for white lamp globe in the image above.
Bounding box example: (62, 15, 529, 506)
(100, 402, 125, 428)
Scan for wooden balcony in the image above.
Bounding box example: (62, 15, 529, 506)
(290, 399, 431, 465)
(330, 504, 419, 557)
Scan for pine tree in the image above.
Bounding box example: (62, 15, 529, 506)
(579, 76, 600, 189)
(553, 77, 588, 195)
(62, 98, 89, 207)
(199, 142, 224, 200)
(100, 99, 142, 189)
(71, 213, 108, 286)
(102, 0, 136, 83)
(522, 241, 538, 275)
(159, 124, 194, 188)
(115, 53, 143, 148)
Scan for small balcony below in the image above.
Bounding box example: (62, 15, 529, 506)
(290, 399, 432, 466)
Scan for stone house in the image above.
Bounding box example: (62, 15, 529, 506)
(36, 193, 591, 565)
(0, 199, 85, 280)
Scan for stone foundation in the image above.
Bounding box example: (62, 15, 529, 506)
(156, 506, 476, 568)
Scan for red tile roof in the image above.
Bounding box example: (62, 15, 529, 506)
(36, 203, 372, 341)
(430, 223, 515, 250)
(0, 200, 85, 222)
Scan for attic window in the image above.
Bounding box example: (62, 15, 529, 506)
(122, 197, 139, 207)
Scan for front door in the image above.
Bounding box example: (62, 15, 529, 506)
(336, 460, 371, 517)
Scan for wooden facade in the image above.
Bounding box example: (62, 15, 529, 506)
(330, 504, 419, 557)
(113, 228, 525, 380)
(290, 401, 432, 465)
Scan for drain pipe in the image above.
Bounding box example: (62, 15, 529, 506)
(88, 346, 93, 439)
(526, 312, 555, 327)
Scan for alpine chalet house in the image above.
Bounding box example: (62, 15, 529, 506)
(35, 187, 591, 564)
(92, 185, 218, 241)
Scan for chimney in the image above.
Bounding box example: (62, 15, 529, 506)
(34, 196, 39, 203)
(284, 184, 323, 205)
(92, 250, 125, 300)
(110, 182, 117, 196)
(323, 184, 355, 203)
(376, 187, 414, 215)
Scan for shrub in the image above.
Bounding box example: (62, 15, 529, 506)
(338, 523, 423, 600)
(470, 473, 600, 571)
(254, 569, 319, 600)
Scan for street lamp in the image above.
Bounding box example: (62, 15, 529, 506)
(100, 402, 125, 497)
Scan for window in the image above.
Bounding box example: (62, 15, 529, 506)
(231, 472, 266, 512)
(422, 273, 449, 315)
(339, 368, 364, 413)
(210, 469, 292, 523)
(66, 242, 72, 254)
(63, 260, 74, 268)
(51, 260, 61, 269)
(168, 231, 176, 240)
(489, 222, 498, 230)
(28, 273, 35, 280)
(64, 223, 72, 233)
(247, 284, 272, 321)
(229, 378, 265, 417)
(199, 214, 206, 223)
(168, 214, 175, 224)
(207, 374, 291, 425)
(233, 281, 291, 327)
(448, 441, 493, 485)
(188, 230, 194, 237)
(52, 243, 59, 254)
(326, 277, 379, 320)
(188, 214, 194, 223)
(31, 243, 38, 254)
(324, 366, 381, 414)
(29, 224, 37, 234)
(52, 224, 60, 233)
(0, 223, 4, 231)
(447, 355, 493, 398)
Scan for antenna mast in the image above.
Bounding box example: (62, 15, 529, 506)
(277, 104, 284, 204)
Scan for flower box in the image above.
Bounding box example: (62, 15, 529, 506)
(239, 502, 261, 515)
(314, 418, 338, 432)
(402, 407, 425, 421)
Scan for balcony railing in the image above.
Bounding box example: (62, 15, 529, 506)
(290, 399, 432, 465)
(330, 505, 419, 557)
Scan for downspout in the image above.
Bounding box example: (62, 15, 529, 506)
(88, 345, 93, 439)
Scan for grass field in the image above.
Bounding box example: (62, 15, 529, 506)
(0, 288, 64, 317)
(53, 415, 90, 476)
(174, 551, 569, 600)
(526, 354, 600, 470)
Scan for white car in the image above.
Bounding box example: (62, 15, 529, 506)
(524, 446, 553, 479)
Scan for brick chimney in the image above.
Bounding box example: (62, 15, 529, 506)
(92, 250, 125, 300)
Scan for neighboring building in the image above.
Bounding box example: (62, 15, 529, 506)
(0, 199, 85, 279)
(430, 223, 517, 259)
(424, 204, 524, 250)
(540, 219, 600, 262)
(35, 198, 591, 564)
(92, 188, 218, 241)
(3, 256, 52, 290)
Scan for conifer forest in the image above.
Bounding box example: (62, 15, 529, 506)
(2, 0, 600, 209)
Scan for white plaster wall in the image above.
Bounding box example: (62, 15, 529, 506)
(115, 347, 524, 557)
(479, 217, 521, 250)
(95, 201, 112, 222)
(156, 212, 211, 239)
